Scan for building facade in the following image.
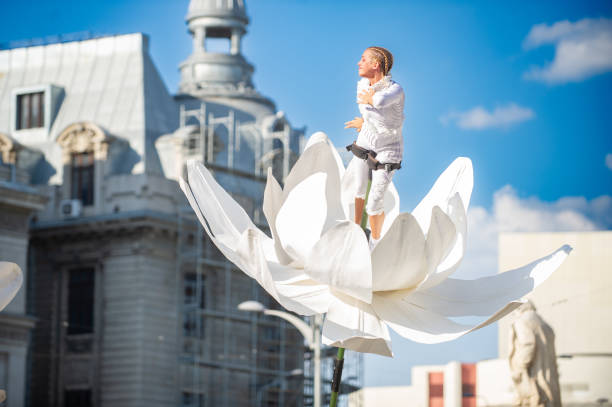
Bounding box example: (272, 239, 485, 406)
(0, 1, 326, 406)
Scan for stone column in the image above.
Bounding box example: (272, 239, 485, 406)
(231, 28, 241, 55)
(194, 26, 205, 53)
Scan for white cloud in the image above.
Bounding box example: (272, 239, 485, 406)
(523, 18, 612, 83)
(606, 153, 612, 171)
(440, 103, 535, 130)
(455, 186, 612, 280)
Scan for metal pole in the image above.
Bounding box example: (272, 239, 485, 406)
(330, 180, 371, 407)
(314, 314, 322, 407)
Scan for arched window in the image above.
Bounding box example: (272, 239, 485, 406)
(56, 122, 113, 207)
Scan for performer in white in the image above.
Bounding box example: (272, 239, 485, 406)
(345, 46, 405, 247)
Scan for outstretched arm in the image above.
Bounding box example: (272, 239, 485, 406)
(344, 117, 364, 132)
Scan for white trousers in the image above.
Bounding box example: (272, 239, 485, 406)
(352, 157, 395, 216)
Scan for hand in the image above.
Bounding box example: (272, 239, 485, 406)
(358, 88, 375, 105)
(344, 117, 364, 132)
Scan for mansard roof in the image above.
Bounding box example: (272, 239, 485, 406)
(0, 33, 178, 174)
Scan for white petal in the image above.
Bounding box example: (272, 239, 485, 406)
(340, 157, 361, 222)
(283, 140, 343, 211)
(412, 157, 473, 235)
(322, 292, 393, 357)
(0, 262, 23, 311)
(371, 213, 427, 292)
(409, 245, 572, 317)
(372, 291, 522, 344)
(417, 206, 457, 289)
(275, 173, 328, 266)
(275, 141, 346, 262)
(180, 174, 257, 279)
(305, 221, 372, 304)
(274, 275, 334, 315)
(181, 160, 257, 249)
(304, 131, 330, 151)
(262, 168, 294, 265)
(418, 194, 466, 290)
(236, 228, 334, 316)
(305, 131, 346, 181)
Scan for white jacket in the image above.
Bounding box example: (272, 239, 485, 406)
(356, 76, 405, 164)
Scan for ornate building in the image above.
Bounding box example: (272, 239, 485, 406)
(0, 1, 312, 406)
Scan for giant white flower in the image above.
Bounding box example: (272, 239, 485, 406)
(180, 132, 571, 357)
(0, 262, 23, 311)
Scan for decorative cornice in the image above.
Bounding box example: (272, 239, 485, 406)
(0, 182, 48, 213)
(0, 313, 36, 344)
(30, 210, 180, 240)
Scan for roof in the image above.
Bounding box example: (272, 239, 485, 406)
(0, 33, 178, 176)
(186, 0, 248, 23)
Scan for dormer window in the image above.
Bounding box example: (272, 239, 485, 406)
(11, 84, 63, 138)
(16, 91, 45, 130)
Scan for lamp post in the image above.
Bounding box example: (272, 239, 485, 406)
(238, 300, 322, 407)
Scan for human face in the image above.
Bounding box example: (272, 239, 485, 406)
(358, 49, 379, 78)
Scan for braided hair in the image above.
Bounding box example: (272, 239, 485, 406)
(366, 46, 394, 76)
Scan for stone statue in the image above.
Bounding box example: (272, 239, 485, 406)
(509, 300, 561, 407)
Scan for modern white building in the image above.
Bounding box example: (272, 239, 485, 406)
(350, 231, 612, 407)
(0, 1, 352, 406)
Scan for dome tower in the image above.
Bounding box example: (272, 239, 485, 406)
(179, 0, 271, 106)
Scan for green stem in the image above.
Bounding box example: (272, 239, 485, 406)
(359, 180, 372, 230)
(329, 347, 345, 407)
(329, 181, 371, 407)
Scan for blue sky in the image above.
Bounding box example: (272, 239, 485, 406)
(3, 0, 611, 387)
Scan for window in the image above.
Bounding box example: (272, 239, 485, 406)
(64, 389, 91, 407)
(182, 391, 205, 407)
(184, 272, 206, 309)
(67, 268, 95, 335)
(16, 91, 44, 129)
(183, 272, 205, 339)
(0, 353, 7, 392)
(71, 152, 94, 206)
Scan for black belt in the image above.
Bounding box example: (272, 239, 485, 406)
(346, 142, 401, 172)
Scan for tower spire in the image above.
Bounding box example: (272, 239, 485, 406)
(180, 0, 265, 101)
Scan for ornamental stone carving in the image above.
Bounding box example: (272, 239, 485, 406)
(0, 132, 21, 165)
(56, 122, 112, 163)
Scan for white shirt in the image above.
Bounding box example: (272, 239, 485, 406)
(356, 76, 405, 164)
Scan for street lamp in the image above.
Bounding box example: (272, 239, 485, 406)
(238, 300, 322, 407)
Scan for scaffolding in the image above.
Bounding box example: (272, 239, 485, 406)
(175, 102, 363, 406)
(176, 103, 305, 406)
(303, 333, 364, 407)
